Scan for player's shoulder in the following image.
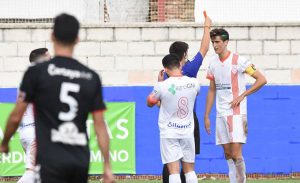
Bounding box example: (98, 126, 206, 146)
(188, 51, 202, 62)
(26, 58, 50, 73)
(233, 53, 247, 61)
(207, 54, 219, 65)
(182, 76, 197, 83)
(234, 53, 251, 65)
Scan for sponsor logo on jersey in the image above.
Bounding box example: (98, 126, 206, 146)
(51, 122, 87, 146)
(216, 83, 231, 90)
(175, 83, 195, 91)
(167, 121, 192, 129)
(48, 64, 92, 80)
(168, 83, 196, 95)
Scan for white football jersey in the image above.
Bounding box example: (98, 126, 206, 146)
(206, 52, 252, 117)
(152, 76, 200, 138)
(19, 103, 35, 139)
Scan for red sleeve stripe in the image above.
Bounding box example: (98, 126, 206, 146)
(147, 95, 159, 105)
(206, 75, 215, 80)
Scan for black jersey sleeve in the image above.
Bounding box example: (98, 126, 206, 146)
(90, 74, 106, 112)
(19, 66, 38, 103)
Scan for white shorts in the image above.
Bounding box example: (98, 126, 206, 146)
(160, 138, 195, 164)
(216, 115, 248, 145)
(20, 138, 36, 169)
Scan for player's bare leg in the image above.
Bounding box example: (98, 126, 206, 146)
(222, 144, 237, 183)
(167, 161, 181, 183)
(232, 143, 246, 183)
(181, 162, 197, 183)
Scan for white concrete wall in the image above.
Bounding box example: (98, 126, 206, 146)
(0, 0, 299, 23)
(0, 0, 148, 23)
(0, 22, 299, 87)
(195, 0, 300, 23)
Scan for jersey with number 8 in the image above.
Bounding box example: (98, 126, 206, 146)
(151, 76, 200, 138)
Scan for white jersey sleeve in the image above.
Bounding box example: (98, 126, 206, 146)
(194, 78, 200, 95)
(152, 82, 162, 100)
(206, 61, 215, 80)
(238, 56, 252, 73)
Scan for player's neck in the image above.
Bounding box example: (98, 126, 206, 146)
(218, 50, 231, 61)
(167, 69, 183, 77)
(54, 43, 74, 58)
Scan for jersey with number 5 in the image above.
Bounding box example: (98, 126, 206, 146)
(19, 56, 106, 165)
(152, 76, 199, 138)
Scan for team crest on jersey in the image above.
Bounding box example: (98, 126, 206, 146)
(168, 84, 176, 95)
(231, 65, 238, 74)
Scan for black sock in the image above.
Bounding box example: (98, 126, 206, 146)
(162, 164, 169, 183)
(180, 169, 186, 183)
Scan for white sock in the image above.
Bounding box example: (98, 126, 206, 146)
(184, 171, 198, 183)
(169, 174, 181, 183)
(17, 170, 35, 183)
(227, 159, 237, 183)
(235, 157, 246, 183)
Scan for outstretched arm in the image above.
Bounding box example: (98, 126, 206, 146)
(182, 15, 212, 78)
(204, 80, 216, 135)
(199, 16, 212, 58)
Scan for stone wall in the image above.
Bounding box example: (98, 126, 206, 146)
(0, 22, 299, 87)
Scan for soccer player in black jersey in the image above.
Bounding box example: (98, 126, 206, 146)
(0, 13, 114, 183)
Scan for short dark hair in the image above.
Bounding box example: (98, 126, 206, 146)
(29, 48, 48, 63)
(53, 13, 79, 45)
(162, 53, 180, 70)
(210, 28, 229, 41)
(169, 41, 189, 61)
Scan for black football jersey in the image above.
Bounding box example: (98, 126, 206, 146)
(20, 56, 106, 165)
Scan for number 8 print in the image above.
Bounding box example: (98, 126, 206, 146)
(177, 97, 189, 119)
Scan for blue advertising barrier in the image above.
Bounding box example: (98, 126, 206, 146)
(0, 86, 299, 174)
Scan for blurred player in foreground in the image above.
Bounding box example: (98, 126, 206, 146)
(158, 12, 211, 183)
(148, 54, 200, 183)
(17, 48, 50, 183)
(0, 13, 114, 183)
(204, 28, 267, 183)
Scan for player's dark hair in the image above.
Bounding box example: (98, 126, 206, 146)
(169, 41, 189, 61)
(53, 13, 79, 45)
(162, 53, 180, 70)
(210, 28, 229, 41)
(29, 48, 48, 63)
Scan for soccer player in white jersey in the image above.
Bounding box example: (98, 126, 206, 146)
(147, 54, 200, 183)
(17, 48, 50, 183)
(204, 29, 267, 183)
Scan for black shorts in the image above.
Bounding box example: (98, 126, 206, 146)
(36, 162, 89, 183)
(193, 111, 200, 154)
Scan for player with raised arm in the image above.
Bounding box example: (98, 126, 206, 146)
(158, 12, 212, 183)
(17, 48, 50, 183)
(148, 54, 200, 183)
(204, 28, 267, 183)
(0, 13, 114, 183)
